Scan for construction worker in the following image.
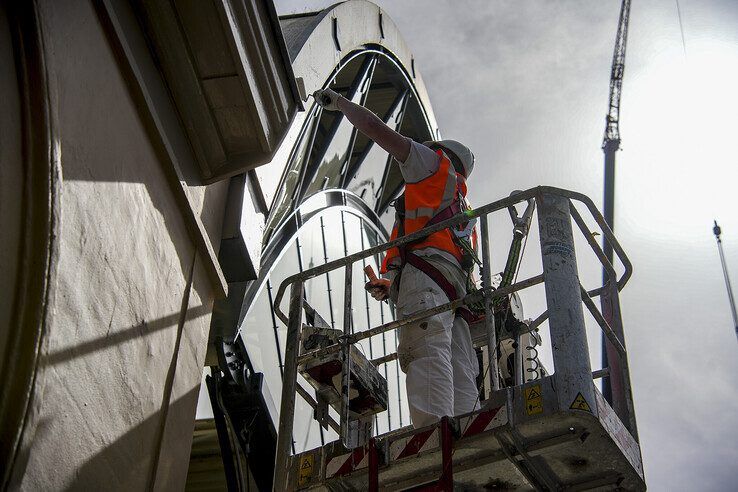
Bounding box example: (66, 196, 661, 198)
(314, 88, 479, 428)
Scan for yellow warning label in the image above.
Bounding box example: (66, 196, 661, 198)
(297, 454, 314, 486)
(524, 385, 543, 415)
(570, 392, 592, 412)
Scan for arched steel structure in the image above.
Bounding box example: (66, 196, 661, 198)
(208, 2, 443, 486)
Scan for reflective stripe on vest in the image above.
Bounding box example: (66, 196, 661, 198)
(381, 150, 467, 273)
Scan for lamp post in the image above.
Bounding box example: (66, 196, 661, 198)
(713, 221, 738, 341)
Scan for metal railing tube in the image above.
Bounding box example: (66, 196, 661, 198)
(370, 352, 398, 366)
(295, 384, 341, 433)
(569, 202, 617, 281)
(601, 280, 639, 440)
(528, 310, 549, 331)
(269, 186, 639, 480)
(294, 275, 545, 367)
(340, 265, 353, 447)
(348, 275, 545, 345)
(592, 368, 611, 380)
(273, 189, 541, 325)
(273, 280, 304, 491)
(272, 186, 633, 327)
(579, 286, 627, 356)
(514, 331, 524, 387)
(480, 215, 500, 391)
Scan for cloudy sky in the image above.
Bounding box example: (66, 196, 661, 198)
(276, 1, 738, 489)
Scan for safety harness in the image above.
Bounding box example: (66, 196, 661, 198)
(390, 185, 481, 324)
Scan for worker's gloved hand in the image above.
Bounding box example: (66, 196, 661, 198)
(365, 278, 390, 301)
(313, 88, 342, 111)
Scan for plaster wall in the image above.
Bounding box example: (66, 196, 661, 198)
(10, 1, 220, 489)
(2, 0, 434, 488)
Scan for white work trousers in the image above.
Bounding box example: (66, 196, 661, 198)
(396, 263, 479, 428)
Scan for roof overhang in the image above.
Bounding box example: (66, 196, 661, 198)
(133, 0, 302, 183)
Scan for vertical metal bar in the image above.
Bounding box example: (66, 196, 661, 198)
(593, 182, 637, 436)
(439, 416, 454, 490)
(601, 287, 624, 408)
(513, 332, 524, 387)
(340, 265, 353, 447)
(601, 142, 617, 404)
(379, 296, 393, 427)
(273, 281, 304, 491)
(479, 215, 500, 392)
(266, 281, 286, 377)
(602, 282, 639, 439)
(536, 193, 595, 414)
(319, 216, 336, 329)
(295, 237, 326, 446)
(368, 437, 379, 492)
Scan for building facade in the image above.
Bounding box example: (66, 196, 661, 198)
(0, 1, 438, 490)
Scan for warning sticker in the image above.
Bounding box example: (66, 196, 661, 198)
(570, 392, 592, 412)
(524, 385, 543, 415)
(297, 454, 314, 487)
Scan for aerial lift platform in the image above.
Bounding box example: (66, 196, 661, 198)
(270, 187, 645, 491)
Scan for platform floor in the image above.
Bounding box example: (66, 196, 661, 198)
(286, 379, 645, 491)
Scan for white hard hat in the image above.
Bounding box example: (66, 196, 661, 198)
(424, 139, 475, 177)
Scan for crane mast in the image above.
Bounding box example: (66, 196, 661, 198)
(601, 0, 634, 431)
(603, 0, 632, 151)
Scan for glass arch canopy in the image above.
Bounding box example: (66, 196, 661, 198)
(237, 49, 436, 453)
(263, 50, 435, 242)
(240, 203, 407, 451)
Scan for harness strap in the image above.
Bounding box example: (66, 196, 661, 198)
(424, 199, 462, 228)
(398, 199, 463, 261)
(405, 252, 477, 325)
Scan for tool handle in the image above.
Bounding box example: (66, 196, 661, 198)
(364, 265, 379, 282)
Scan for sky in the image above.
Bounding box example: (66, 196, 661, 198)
(275, 1, 738, 490)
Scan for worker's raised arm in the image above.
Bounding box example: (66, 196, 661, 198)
(314, 89, 410, 163)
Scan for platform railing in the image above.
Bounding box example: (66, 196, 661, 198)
(271, 186, 636, 490)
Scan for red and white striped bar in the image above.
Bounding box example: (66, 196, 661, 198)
(325, 446, 369, 478)
(458, 405, 507, 439)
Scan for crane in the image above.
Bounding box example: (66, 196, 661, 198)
(602, 0, 632, 156)
(600, 0, 636, 435)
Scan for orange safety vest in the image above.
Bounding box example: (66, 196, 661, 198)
(381, 150, 474, 274)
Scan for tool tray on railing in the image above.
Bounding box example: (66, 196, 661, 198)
(299, 320, 388, 419)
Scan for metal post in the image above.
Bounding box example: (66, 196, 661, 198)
(536, 192, 595, 413)
(368, 437, 379, 492)
(340, 265, 353, 447)
(439, 416, 454, 490)
(273, 281, 304, 491)
(601, 140, 618, 405)
(480, 215, 500, 392)
(513, 332, 524, 387)
(601, 281, 638, 439)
